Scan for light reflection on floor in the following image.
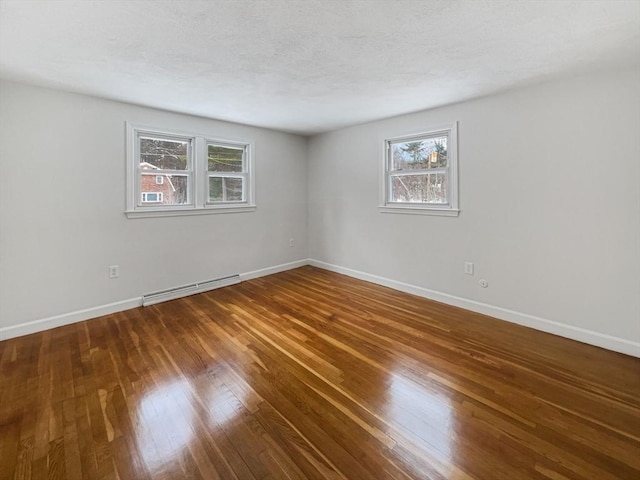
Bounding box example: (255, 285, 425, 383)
(135, 371, 244, 474)
(135, 379, 195, 472)
(387, 372, 455, 468)
(135, 369, 455, 475)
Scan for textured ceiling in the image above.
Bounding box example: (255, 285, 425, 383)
(1, 0, 639, 135)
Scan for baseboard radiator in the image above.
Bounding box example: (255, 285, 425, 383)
(142, 274, 241, 307)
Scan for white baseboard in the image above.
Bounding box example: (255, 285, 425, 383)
(240, 259, 309, 281)
(0, 259, 309, 341)
(0, 298, 142, 341)
(308, 259, 640, 358)
(4, 257, 638, 358)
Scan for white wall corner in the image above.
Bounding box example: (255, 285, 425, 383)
(3, 257, 637, 359)
(240, 259, 309, 281)
(307, 259, 640, 358)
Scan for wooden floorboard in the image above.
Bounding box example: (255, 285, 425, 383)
(1, 266, 639, 479)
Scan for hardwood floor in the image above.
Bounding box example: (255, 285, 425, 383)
(1, 266, 639, 480)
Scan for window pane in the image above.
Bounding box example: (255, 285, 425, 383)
(140, 136, 189, 170)
(390, 173, 448, 204)
(208, 145, 243, 172)
(209, 177, 244, 202)
(391, 136, 447, 170)
(140, 173, 189, 205)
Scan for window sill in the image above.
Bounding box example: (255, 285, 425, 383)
(378, 205, 460, 217)
(126, 205, 256, 219)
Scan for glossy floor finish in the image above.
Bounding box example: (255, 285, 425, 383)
(1, 267, 639, 480)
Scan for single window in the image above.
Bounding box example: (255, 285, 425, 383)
(137, 133, 191, 209)
(126, 124, 255, 218)
(207, 143, 248, 203)
(380, 123, 459, 216)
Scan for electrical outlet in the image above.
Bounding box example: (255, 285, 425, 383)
(109, 265, 119, 279)
(464, 262, 474, 275)
(289, 238, 295, 247)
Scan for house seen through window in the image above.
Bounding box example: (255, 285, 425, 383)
(126, 124, 255, 218)
(139, 136, 190, 206)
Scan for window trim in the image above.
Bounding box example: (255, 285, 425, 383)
(379, 122, 459, 217)
(155, 175, 164, 185)
(125, 123, 256, 218)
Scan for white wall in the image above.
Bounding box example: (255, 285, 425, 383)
(2, 69, 639, 354)
(308, 68, 640, 352)
(0, 81, 308, 334)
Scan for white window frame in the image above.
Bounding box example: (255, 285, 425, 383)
(126, 123, 256, 218)
(379, 122, 459, 217)
(155, 175, 164, 185)
(206, 141, 249, 204)
(141, 192, 163, 203)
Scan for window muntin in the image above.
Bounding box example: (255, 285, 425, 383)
(381, 123, 459, 216)
(126, 124, 255, 218)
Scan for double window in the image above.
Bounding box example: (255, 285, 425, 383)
(380, 123, 459, 216)
(126, 124, 255, 218)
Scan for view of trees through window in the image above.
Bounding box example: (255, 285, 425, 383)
(208, 145, 243, 172)
(390, 135, 448, 204)
(208, 177, 244, 202)
(208, 144, 245, 202)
